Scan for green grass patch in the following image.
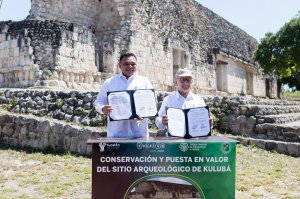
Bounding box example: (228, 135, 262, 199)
(283, 90, 300, 101)
(284, 90, 300, 97)
(0, 144, 299, 198)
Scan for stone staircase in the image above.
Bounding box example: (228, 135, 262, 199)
(220, 98, 300, 156)
(0, 89, 299, 156)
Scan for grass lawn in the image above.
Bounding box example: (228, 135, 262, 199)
(283, 91, 300, 101)
(0, 144, 299, 199)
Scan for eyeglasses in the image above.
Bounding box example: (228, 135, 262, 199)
(121, 63, 136, 67)
(178, 78, 193, 84)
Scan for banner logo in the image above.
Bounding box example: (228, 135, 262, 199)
(179, 143, 189, 152)
(136, 143, 165, 151)
(222, 143, 230, 154)
(99, 142, 106, 152)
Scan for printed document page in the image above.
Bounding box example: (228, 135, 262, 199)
(167, 108, 186, 137)
(187, 107, 210, 136)
(108, 91, 132, 120)
(134, 90, 157, 117)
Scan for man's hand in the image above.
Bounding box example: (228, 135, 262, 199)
(134, 115, 144, 121)
(162, 115, 169, 125)
(102, 105, 113, 115)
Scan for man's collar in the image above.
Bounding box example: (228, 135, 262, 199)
(175, 90, 193, 99)
(119, 73, 135, 80)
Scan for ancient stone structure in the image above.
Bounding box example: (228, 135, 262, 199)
(128, 180, 201, 198)
(0, 89, 299, 156)
(0, 0, 278, 97)
(0, 20, 102, 90)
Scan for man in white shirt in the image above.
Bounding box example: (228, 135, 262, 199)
(95, 52, 153, 138)
(155, 68, 211, 130)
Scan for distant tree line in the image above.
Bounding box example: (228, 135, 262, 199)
(254, 12, 300, 90)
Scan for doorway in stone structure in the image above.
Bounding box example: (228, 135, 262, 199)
(216, 60, 228, 92)
(246, 71, 254, 95)
(95, 43, 104, 72)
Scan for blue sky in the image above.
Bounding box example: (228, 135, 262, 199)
(0, 0, 299, 41)
(198, 0, 300, 41)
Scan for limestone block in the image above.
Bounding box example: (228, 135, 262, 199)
(29, 71, 36, 81)
(0, 34, 5, 43)
(58, 72, 64, 81)
(25, 56, 33, 65)
(66, 47, 73, 57)
(64, 72, 70, 82)
(28, 46, 34, 55)
(8, 57, 14, 68)
(38, 132, 48, 149)
(73, 33, 79, 41)
(70, 137, 79, 153)
(64, 136, 72, 150)
(12, 57, 19, 67)
(10, 39, 18, 48)
(276, 142, 288, 154)
(73, 49, 79, 58)
(251, 139, 266, 149)
(59, 46, 66, 56)
(3, 48, 9, 57)
(265, 141, 277, 150)
(68, 73, 74, 83)
(47, 80, 59, 87)
(60, 57, 70, 66)
(19, 56, 25, 66)
(28, 139, 39, 148)
(57, 80, 68, 88)
(2, 124, 14, 136)
(24, 71, 30, 81)
(13, 47, 20, 57)
(0, 49, 3, 58)
(8, 48, 14, 57)
(2, 41, 9, 49)
(287, 144, 300, 157)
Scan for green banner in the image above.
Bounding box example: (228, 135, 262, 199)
(91, 137, 236, 199)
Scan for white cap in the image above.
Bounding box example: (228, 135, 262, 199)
(176, 68, 193, 78)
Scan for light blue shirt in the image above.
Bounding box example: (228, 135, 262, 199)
(95, 73, 153, 138)
(155, 90, 206, 130)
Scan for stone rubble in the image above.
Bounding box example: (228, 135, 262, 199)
(0, 89, 299, 156)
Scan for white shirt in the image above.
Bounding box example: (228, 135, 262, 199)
(155, 90, 206, 130)
(95, 73, 153, 138)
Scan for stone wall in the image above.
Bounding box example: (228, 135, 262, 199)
(23, 0, 274, 97)
(127, 0, 262, 95)
(0, 88, 296, 141)
(29, 0, 135, 75)
(29, 0, 100, 28)
(215, 52, 267, 97)
(0, 89, 299, 156)
(0, 20, 104, 90)
(0, 89, 103, 127)
(0, 113, 105, 155)
(95, 0, 135, 75)
(0, 21, 36, 88)
(130, 0, 216, 93)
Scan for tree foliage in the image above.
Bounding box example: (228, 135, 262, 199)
(253, 12, 300, 90)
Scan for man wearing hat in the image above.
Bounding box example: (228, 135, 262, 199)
(155, 68, 209, 130)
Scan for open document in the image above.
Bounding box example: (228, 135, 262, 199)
(107, 91, 132, 120)
(107, 89, 158, 121)
(166, 106, 211, 138)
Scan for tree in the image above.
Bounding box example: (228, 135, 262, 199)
(253, 13, 300, 90)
